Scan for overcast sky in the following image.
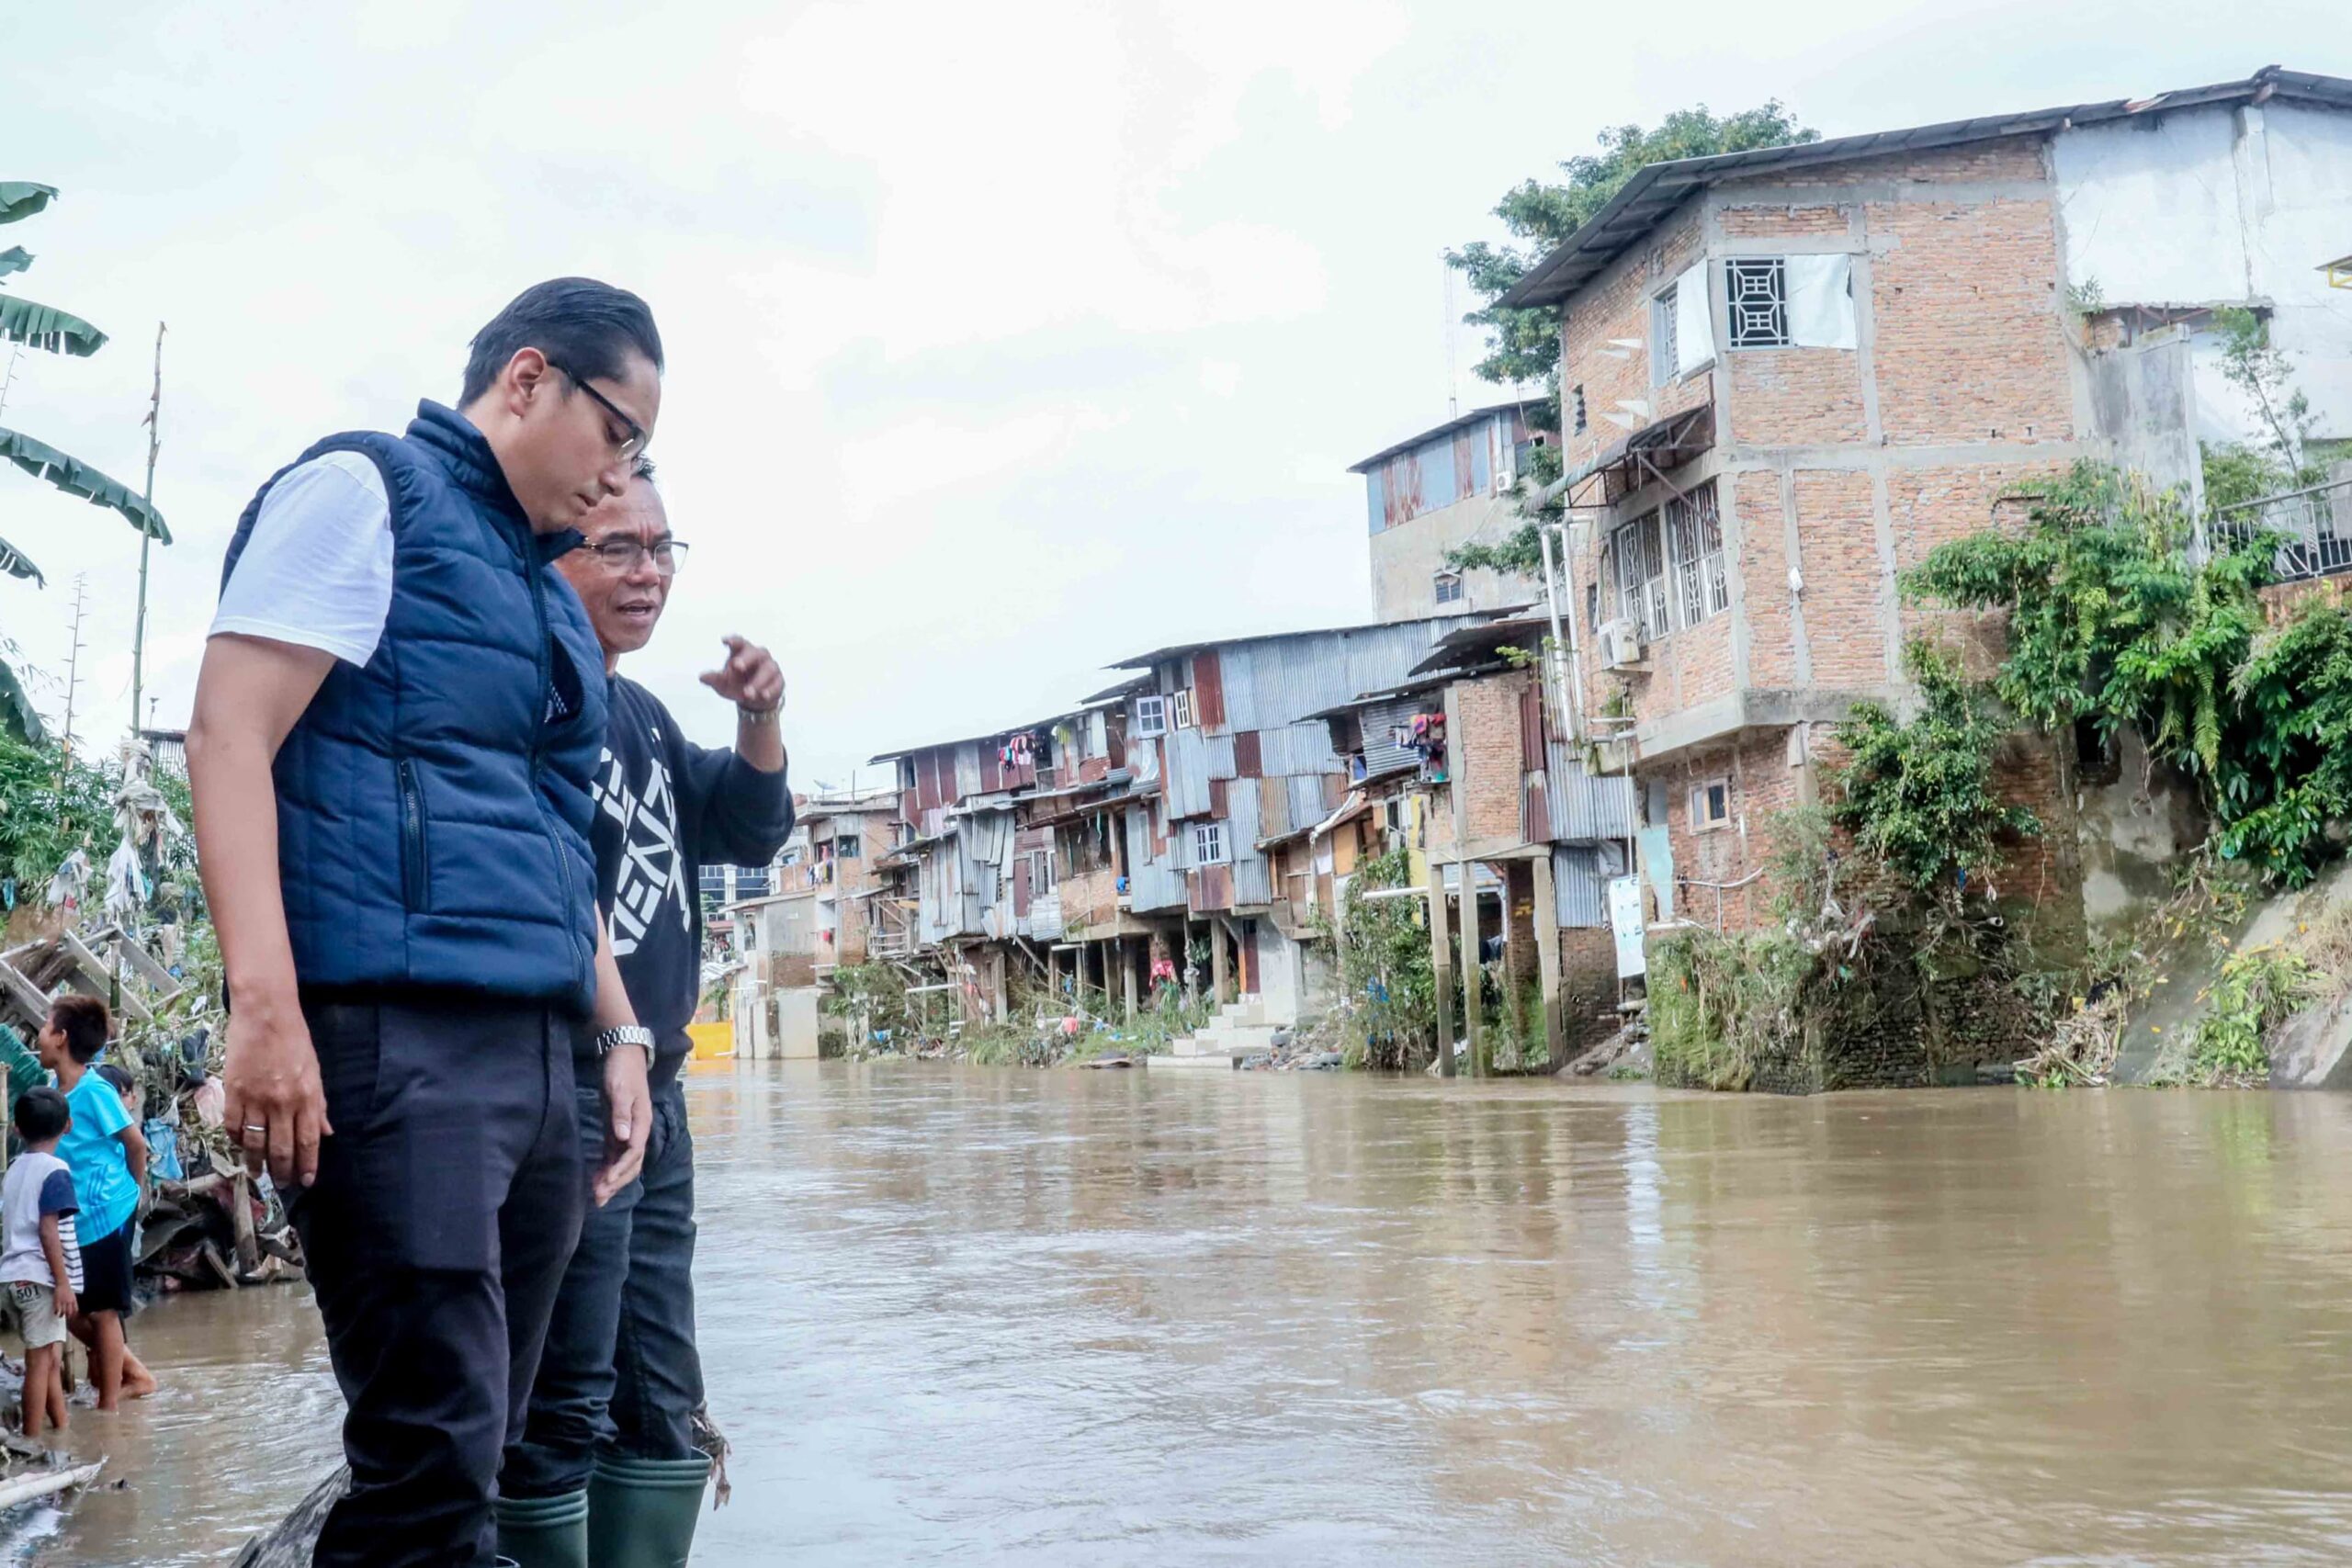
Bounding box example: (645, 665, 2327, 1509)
(2, 3, 2340, 789)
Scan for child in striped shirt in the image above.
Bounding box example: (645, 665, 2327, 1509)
(3, 1085, 83, 1438)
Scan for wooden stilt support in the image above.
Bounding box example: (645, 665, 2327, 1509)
(1531, 852, 1566, 1071)
(1428, 855, 1455, 1078)
(1460, 862, 1486, 1077)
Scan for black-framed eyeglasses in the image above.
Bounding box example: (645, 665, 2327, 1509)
(548, 360, 650, 461)
(582, 536, 689, 576)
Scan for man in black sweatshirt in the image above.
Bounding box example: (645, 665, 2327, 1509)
(497, 461, 795, 1567)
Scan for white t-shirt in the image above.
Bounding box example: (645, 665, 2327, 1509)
(209, 451, 395, 665)
(0, 1151, 82, 1291)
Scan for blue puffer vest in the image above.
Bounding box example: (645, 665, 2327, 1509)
(220, 401, 608, 1013)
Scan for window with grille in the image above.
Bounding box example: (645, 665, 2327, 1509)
(1650, 283, 1679, 388)
(1134, 694, 1167, 739)
(1571, 385, 1588, 434)
(1433, 570, 1464, 605)
(1726, 258, 1790, 348)
(1192, 821, 1228, 865)
(1611, 513, 1670, 639)
(1171, 689, 1197, 729)
(1666, 480, 1729, 627)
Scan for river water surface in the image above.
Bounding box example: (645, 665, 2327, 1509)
(27, 1063, 2352, 1565)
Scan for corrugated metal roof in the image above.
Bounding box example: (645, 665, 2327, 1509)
(1107, 612, 1491, 672)
(1347, 399, 1542, 475)
(1499, 66, 2352, 310)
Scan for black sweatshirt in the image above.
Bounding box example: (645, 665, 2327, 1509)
(588, 675, 796, 1072)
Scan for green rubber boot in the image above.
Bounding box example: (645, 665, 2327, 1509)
(587, 1453, 710, 1568)
(495, 1489, 591, 1568)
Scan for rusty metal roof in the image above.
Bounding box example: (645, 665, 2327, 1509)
(1347, 399, 1542, 475)
(1499, 66, 2352, 310)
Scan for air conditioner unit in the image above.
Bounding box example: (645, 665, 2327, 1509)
(1598, 618, 1645, 670)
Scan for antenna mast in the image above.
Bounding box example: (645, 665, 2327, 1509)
(129, 321, 164, 732)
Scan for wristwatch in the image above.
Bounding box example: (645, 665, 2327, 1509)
(594, 1024, 655, 1057)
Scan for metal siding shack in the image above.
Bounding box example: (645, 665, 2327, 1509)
(1193, 649, 1227, 730)
(1258, 723, 1339, 777)
(1226, 784, 1262, 862)
(954, 744, 983, 801)
(1256, 776, 1292, 842)
(1230, 856, 1272, 908)
(1165, 728, 1214, 819)
(1553, 846, 1612, 929)
(1285, 774, 1328, 835)
(1544, 739, 1638, 842)
(1358, 697, 1424, 778)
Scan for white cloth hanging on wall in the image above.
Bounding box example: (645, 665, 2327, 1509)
(1674, 262, 1713, 376)
(1786, 254, 1858, 349)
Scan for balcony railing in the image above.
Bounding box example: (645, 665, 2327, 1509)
(2215, 475, 2352, 583)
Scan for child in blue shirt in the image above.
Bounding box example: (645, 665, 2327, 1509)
(38, 997, 155, 1408)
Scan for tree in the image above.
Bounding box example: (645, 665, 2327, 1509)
(1444, 103, 1817, 393)
(1442, 104, 1816, 576)
(0, 182, 171, 742)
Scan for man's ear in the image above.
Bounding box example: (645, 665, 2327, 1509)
(503, 346, 553, 421)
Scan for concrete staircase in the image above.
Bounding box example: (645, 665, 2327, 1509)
(1147, 999, 1281, 1069)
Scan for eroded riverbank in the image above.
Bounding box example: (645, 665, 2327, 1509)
(32, 1064, 2352, 1564)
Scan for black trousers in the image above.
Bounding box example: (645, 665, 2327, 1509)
(291, 997, 584, 1568)
(502, 1056, 703, 1497)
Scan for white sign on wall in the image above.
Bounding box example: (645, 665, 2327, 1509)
(1608, 874, 1646, 979)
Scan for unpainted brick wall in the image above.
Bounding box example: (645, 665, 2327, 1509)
(1559, 924, 1620, 1054)
(1561, 208, 1709, 477)
(1451, 672, 1530, 845)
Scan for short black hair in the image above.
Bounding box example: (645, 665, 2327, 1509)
(459, 278, 663, 407)
(94, 1063, 134, 1098)
(48, 994, 110, 1065)
(13, 1084, 67, 1143)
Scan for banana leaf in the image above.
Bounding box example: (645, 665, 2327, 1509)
(0, 424, 168, 542)
(0, 295, 104, 356)
(0, 530, 40, 583)
(0, 660, 42, 746)
(0, 247, 29, 279)
(0, 185, 55, 227)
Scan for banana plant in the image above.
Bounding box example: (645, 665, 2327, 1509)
(0, 182, 170, 742)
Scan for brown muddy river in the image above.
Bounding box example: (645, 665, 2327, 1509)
(23, 1064, 2352, 1564)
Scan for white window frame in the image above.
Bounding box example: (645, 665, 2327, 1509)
(1171, 689, 1198, 729)
(1192, 821, 1229, 866)
(1665, 480, 1729, 628)
(1030, 846, 1057, 894)
(1725, 257, 1791, 349)
(1688, 777, 1732, 832)
(1432, 570, 1465, 606)
(1650, 280, 1679, 389)
(1134, 694, 1167, 738)
(1611, 512, 1671, 640)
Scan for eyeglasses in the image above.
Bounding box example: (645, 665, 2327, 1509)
(548, 359, 650, 461)
(582, 536, 689, 576)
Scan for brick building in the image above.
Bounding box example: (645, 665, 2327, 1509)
(1496, 66, 2352, 936)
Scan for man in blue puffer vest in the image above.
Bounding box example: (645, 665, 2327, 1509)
(189, 278, 665, 1568)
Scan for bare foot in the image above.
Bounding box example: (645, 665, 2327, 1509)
(121, 1358, 157, 1400)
